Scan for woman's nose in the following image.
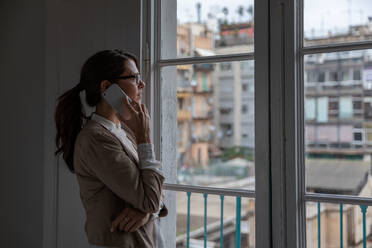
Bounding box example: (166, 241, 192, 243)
(138, 80, 145, 88)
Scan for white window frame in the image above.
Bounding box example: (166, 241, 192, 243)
(142, 0, 372, 248)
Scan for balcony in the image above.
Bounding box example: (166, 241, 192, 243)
(305, 80, 364, 95)
(178, 91, 192, 98)
(178, 110, 192, 121)
(192, 86, 214, 94)
(193, 111, 214, 120)
(193, 63, 215, 71)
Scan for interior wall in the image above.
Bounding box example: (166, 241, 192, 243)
(0, 1, 45, 247)
(0, 1, 142, 247)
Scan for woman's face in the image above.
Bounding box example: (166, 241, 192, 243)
(115, 59, 145, 103)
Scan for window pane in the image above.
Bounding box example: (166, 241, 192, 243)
(161, 0, 254, 59)
(304, 0, 372, 46)
(304, 49, 372, 195)
(161, 61, 255, 190)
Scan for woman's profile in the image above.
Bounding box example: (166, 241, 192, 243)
(54, 49, 167, 248)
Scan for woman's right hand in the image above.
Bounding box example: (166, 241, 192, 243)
(117, 98, 151, 144)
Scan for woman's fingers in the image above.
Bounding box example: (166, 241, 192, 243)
(111, 208, 130, 232)
(132, 101, 142, 112)
(123, 96, 138, 114)
(144, 105, 150, 118)
(119, 217, 132, 231)
(140, 104, 150, 118)
(124, 218, 139, 232)
(111, 214, 124, 232)
(131, 213, 151, 232)
(128, 220, 144, 232)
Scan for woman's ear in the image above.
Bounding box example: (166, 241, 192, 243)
(100, 80, 112, 93)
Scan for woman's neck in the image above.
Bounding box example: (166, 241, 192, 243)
(95, 101, 121, 125)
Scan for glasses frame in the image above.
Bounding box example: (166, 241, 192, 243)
(110, 74, 142, 86)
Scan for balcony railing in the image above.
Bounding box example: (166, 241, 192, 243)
(163, 182, 372, 248)
(306, 193, 372, 248)
(163, 183, 255, 248)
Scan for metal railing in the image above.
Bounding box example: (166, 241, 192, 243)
(306, 193, 372, 248)
(163, 183, 255, 248)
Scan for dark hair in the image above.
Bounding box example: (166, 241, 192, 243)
(54, 49, 139, 173)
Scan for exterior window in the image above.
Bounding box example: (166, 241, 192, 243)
(305, 98, 316, 120)
(353, 100, 362, 110)
(329, 71, 338, 81)
(318, 72, 325, 82)
(242, 104, 248, 113)
(339, 97, 353, 119)
(353, 70, 361, 80)
(317, 97, 328, 122)
(202, 73, 208, 91)
(220, 62, 232, 71)
(354, 132, 362, 141)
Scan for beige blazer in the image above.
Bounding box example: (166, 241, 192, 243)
(73, 118, 167, 248)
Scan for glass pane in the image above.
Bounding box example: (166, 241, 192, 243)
(176, 193, 255, 247)
(304, 0, 372, 46)
(304, 49, 372, 196)
(161, 60, 255, 190)
(306, 202, 371, 248)
(161, 0, 254, 59)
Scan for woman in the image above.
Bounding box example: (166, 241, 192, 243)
(54, 49, 167, 248)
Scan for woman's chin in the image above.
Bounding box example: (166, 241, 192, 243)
(134, 96, 141, 103)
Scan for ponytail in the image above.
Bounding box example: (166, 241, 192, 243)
(54, 83, 86, 173)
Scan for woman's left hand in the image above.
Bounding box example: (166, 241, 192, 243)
(110, 208, 151, 232)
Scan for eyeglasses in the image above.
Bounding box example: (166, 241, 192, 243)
(111, 74, 143, 86)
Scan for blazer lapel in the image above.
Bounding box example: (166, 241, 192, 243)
(89, 119, 140, 166)
(120, 122, 138, 151)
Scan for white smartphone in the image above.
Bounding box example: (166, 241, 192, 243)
(102, 83, 133, 119)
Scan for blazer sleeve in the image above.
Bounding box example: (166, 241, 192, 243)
(81, 131, 165, 214)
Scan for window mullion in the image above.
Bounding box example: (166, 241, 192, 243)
(254, 0, 272, 247)
(269, 0, 304, 247)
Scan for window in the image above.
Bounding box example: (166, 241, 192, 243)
(318, 72, 325, 82)
(354, 132, 363, 142)
(303, 1, 372, 248)
(148, 0, 372, 247)
(339, 97, 353, 119)
(156, 1, 256, 247)
(329, 71, 339, 81)
(354, 69, 362, 81)
(317, 97, 328, 122)
(242, 104, 248, 113)
(307, 70, 318, 82)
(220, 62, 232, 71)
(202, 73, 208, 91)
(305, 98, 316, 120)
